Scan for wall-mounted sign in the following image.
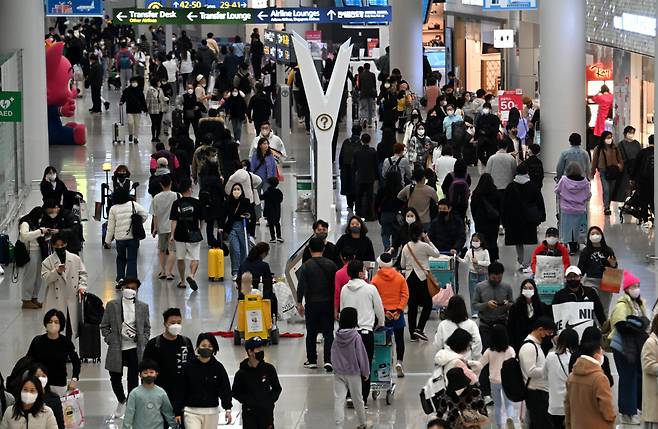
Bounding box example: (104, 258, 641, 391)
(493, 29, 514, 48)
(613, 13, 656, 37)
(0, 92, 22, 123)
(264, 29, 294, 64)
(45, 0, 104, 17)
(484, 0, 537, 11)
(586, 63, 613, 81)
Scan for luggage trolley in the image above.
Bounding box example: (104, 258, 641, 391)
(370, 329, 396, 405)
(429, 255, 457, 312)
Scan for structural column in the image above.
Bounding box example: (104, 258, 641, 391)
(0, 0, 49, 184)
(389, 0, 424, 95)
(539, 0, 586, 174)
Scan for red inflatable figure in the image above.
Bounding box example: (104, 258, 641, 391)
(46, 40, 86, 145)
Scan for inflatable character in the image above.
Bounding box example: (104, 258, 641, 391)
(46, 40, 86, 145)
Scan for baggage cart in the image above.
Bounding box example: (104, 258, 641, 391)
(370, 329, 396, 405)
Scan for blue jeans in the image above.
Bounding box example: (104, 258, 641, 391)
(379, 211, 395, 250)
(115, 239, 139, 281)
(228, 221, 247, 275)
(491, 382, 518, 427)
(600, 170, 616, 211)
(613, 349, 642, 416)
(468, 271, 487, 315)
(231, 117, 243, 142)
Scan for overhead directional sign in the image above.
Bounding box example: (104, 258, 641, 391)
(146, 0, 247, 8)
(483, 0, 537, 10)
(114, 6, 391, 25)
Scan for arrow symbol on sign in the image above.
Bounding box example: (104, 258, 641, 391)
(187, 11, 198, 21)
(116, 11, 126, 22)
(257, 11, 268, 21)
(172, 1, 179, 7)
(240, 1, 247, 7)
(327, 9, 336, 21)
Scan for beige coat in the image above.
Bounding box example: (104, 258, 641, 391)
(41, 251, 88, 338)
(565, 356, 616, 429)
(641, 332, 658, 423)
(0, 405, 58, 429)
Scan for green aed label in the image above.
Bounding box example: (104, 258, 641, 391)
(0, 91, 22, 122)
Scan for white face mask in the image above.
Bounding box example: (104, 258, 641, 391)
(21, 391, 38, 405)
(47, 173, 56, 182)
(38, 377, 48, 389)
(232, 91, 239, 97)
(131, 82, 138, 88)
(405, 216, 416, 225)
(417, 129, 425, 137)
(605, 139, 613, 145)
(482, 108, 491, 114)
(627, 287, 641, 299)
(522, 289, 535, 299)
(123, 289, 137, 300)
(261, 129, 270, 137)
(167, 323, 182, 336)
(232, 190, 242, 198)
(48, 212, 58, 219)
(471, 241, 481, 249)
(589, 234, 602, 244)
(46, 323, 59, 334)
(187, 89, 194, 94)
(384, 83, 391, 89)
(546, 237, 558, 246)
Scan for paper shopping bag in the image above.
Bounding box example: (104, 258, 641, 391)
(600, 267, 623, 293)
(61, 390, 85, 428)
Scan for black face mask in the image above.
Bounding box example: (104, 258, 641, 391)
(255, 351, 265, 361)
(316, 232, 328, 241)
(198, 348, 213, 358)
(438, 212, 449, 222)
(142, 376, 156, 384)
(55, 248, 67, 264)
(566, 279, 581, 290)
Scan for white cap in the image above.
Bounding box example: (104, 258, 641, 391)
(196, 74, 204, 82)
(565, 266, 582, 276)
(157, 157, 168, 167)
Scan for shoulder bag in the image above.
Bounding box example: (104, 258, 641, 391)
(129, 202, 146, 240)
(601, 147, 621, 181)
(405, 243, 441, 297)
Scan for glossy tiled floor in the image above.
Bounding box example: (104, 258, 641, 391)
(0, 87, 655, 428)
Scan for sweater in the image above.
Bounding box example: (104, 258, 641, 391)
(330, 329, 370, 377)
(105, 201, 148, 243)
(565, 356, 616, 429)
(19, 222, 44, 252)
(340, 279, 385, 332)
(485, 150, 517, 190)
(0, 405, 58, 429)
(175, 357, 232, 415)
(457, 247, 490, 273)
(231, 359, 281, 414)
(335, 235, 375, 263)
(434, 319, 483, 359)
(543, 351, 571, 415)
(123, 384, 175, 429)
(519, 334, 547, 392)
(296, 257, 336, 304)
(479, 346, 515, 384)
(372, 267, 409, 312)
(471, 280, 514, 324)
(26, 334, 81, 387)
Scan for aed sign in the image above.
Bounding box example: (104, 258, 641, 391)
(0, 92, 22, 122)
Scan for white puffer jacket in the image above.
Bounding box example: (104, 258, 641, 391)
(105, 201, 148, 243)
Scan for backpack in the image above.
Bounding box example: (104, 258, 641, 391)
(238, 73, 251, 95)
(640, 149, 654, 180)
(6, 355, 34, 397)
(451, 120, 467, 144)
(447, 174, 470, 209)
(0, 234, 14, 266)
(81, 292, 105, 326)
(384, 157, 404, 194)
(501, 340, 538, 402)
(119, 51, 132, 70)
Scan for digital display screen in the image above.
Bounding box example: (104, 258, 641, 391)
(426, 51, 446, 71)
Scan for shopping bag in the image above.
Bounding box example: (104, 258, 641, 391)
(61, 390, 85, 428)
(272, 281, 296, 321)
(600, 267, 624, 293)
(432, 283, 454, 308)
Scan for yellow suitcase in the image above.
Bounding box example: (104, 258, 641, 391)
(208, 248, 224, 281)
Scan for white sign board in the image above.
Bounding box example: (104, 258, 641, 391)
(552, 302, 595, 338)
(494, 29, 514, 48)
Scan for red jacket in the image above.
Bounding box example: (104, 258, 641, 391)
(531, 241, 570, 273)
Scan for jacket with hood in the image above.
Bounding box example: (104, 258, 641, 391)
(433, 319, 483, 359)
(231, 358, 281, 415)
(249, 132, 286, 162)
(433, 348, 481, 384)
(372, 267, 409, 312)
(555, 175, 591, 214)
(224, 168, 262, 205)
(330, 329, 370, 377)
(339, 279, 385, 332)
(565, 356, 616, 429)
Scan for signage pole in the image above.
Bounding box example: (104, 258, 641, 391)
(291, 32, 352, 226)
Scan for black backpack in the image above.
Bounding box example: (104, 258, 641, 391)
(129, 202, 146, 240)
(6, 355, 34, 398)
(447, 173, 470, 210)
(384, 157, 404, 194)
(640, 149, 654, 180)
(81, 292, 105, 326)
(0, 234, 13, 266)
(501, 340, 538, 402)
(451, 120, 467, 144)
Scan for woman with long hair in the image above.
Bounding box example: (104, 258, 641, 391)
(577, 225, 618, 314)
(591, 130, 624, 215)
(224, 183, 253, 281)
(40, 167, 68, 206)
(470, 173, 501, 261)
(18, 207, 46, 309)
(544, 328, 579, 428)
(507, 279, 551, 352)
(434, 295, 482, 358)
(0, 377, 58, 428)
(26, 364, 65, 429)
(335, 216, 375, 263)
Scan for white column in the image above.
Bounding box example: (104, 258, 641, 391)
(0, 0, 49, 185)
(506, 11, 521, 89)
(389, 0, 424, 94)
(539, 0, 586, 174)
(165, 25, 173, 53)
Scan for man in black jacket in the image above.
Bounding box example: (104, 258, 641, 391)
(475, 102, 501, 166)
(338, 124, 362, 211)
(232, 336, 282, 429)
(358, 63, 377, 127)
(86, 54, 103, 113)
(301, 219, 343, 268)
(250, 31, 265, 80)
(296, 237, 338, 371)
(41, 200, 83, 254)
(429, 199, 466, 292)
(247, 84, 273, 133)
(352, 133, 379, 221)
(552, 265, 606, 325)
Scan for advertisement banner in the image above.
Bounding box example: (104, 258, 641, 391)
(498, 89, 523, 123)
(45, 0, 104, 16)
(552, 302, 595, 338)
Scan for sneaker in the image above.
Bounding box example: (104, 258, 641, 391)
(414, 330, 428, 341)
(231, 274, 238, 281)
(324, 363, 333, 372)
(506, 417, 515, 429)
(395, 362, 404, 378)
(485, 395, 494, 406)
(128, 135, 133, 142)
(269, 239, 277, 244)
(112, 401, 126, 419)
(471, 313, 479, 319)
(31, 299, 43, 309)
(620, 414, 641, 425)
(346, 398, 354, 408)
(522, 266, 533, 274)
(604, 209, 612, 215)
(410, 332, 419, 342)
(157, 272, 166, 279)
(277, 238, 285, 243)
(303, 361, 318, 369)
(186, 276, 198, 291)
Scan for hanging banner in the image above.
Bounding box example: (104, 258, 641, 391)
(497, 89, 523, 122)
(45, 0, 104, 17)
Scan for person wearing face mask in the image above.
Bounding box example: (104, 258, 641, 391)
(198, 155, 226, 249)
(115, 40, 136, 87)
(407, 122, 435, 165)
(442, 104, 464, 143)
(336, 216, 376, 263)
(18, 207, 48, 309)
(0, 377, 58, 429)
(122, 359, 176, 429)
(339, 124, 363, 211)
(577, 226, 617, 313)
(225, 87, 248, 143)
(249, 121, 286, 164)
(612, 125, 642, 204)
(100, 278, 151, 419)
(607, 270, 650, 425)
(174, 333, 232, 429)
(182, 83, 201, 139)
(507, 279, 552, 353)
(565, 342, 616, 429)
(301, 220, 343, 268)
(145, 78, 169, 143)
(39, 167, 68, 206)
(120, 77, 148, 144)
(403, 109, 423, 149)
(26, 309, 81, 398)
(552, 266, 606, 326)
(232, 337, 282, 429)
(591, 131, 624, 215)
(40, 234, 87, 339)
(475, 102, 501, 166)
(223, 183, 254, 280)
(457, 233, 490, 316)
(428, 200, 466, 280)
(143, 308, 195, 405)
(555, 162, 591, 256)
(530, 227, 570, 275)
(25, 365, 64, 429)
(247, 85, 273, 135)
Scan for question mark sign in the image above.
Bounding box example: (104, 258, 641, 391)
(316, 114, 333, 131)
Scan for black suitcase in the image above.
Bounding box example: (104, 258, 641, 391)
(78, 323, 101, 363)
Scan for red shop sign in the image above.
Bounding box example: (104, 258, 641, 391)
(587, 63, 613, 81)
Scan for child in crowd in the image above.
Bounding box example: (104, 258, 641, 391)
(458, 232, 490, 316)
(478, 324, 517, 429)
(122, 359, 176, 429)
(331, 307, 370, 429)
(262, 176, 283, 244)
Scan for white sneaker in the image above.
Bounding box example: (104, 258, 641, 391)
(112, 401, 126, 419)
(620, 414, 641, 425)
(522, 266, 533, 274)
(395, 362, 404, 378)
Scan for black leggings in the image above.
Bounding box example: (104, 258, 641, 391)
(109, 348, 138, 403)
(150, 113, 163, 139)
(386, 325, 405, 361)
(407, 271, 432, 335)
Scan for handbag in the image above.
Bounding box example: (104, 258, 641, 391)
(93, 201, 102, 222)
(129, 202, 146, 240)
(432, 283, 454, 308)
(406, 243, 441, 297)
(60, 390, 85, 429)
(14, 240, 30, 268)
(600, 267, 623, 293)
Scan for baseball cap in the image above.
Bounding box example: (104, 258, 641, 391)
(196, 74, 205, 82)
(545, 227, 559, 237)
(244, 336, 266, 351)
(565, 266, 582, 276)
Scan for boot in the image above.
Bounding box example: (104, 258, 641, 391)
(31, 298, 43, 309)
(22, 300, 40, 309)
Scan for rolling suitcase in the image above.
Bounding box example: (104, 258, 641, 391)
(78, 293, 103, 363)
(113, 104, 126, 144)
(208, 247, 224, 281)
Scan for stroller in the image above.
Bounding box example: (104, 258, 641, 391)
(619, 189, 654, 225)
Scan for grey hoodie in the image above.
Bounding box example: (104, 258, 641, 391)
(330, 329, 370, 377)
